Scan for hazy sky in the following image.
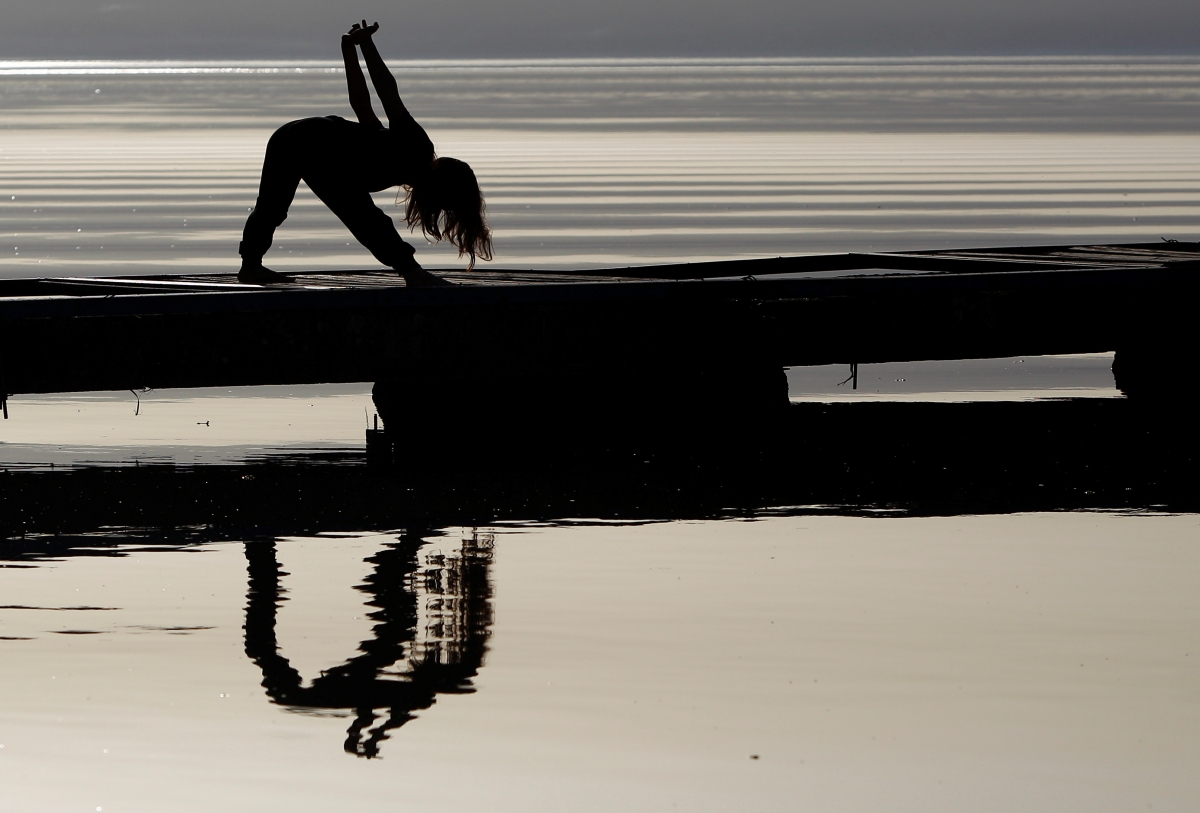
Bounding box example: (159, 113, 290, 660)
(2, 0, 1198, 59)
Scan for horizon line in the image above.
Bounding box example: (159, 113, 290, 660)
(3, 54, 1200, 77)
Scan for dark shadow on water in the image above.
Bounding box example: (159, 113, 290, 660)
(245, 529, 492, 759)
(1, 399, 1196, 544)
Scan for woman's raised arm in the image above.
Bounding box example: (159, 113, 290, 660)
(341, 30, 382, 128)
(350, 22, 412, 127)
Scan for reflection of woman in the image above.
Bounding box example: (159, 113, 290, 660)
(243, 532, 493, 759)
(238, 21, 492, 285)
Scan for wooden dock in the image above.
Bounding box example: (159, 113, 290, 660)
(2, 241, 1197, 427)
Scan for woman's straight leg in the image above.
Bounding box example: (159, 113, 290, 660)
(305, 177, 419, 272)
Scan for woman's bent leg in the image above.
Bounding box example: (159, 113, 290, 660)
(239, 121, 305, 275)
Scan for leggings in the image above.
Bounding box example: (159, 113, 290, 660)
(240, 118, 417, 270)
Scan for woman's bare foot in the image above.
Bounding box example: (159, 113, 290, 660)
(238, 262, 289, 284)
(401, 267, 454, 287)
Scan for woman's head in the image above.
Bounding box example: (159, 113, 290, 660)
(405, 157, 492, 270)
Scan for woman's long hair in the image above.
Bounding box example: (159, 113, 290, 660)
(404, 157, 493, 270)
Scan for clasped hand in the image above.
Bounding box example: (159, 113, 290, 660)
(343, 19, 380, 47)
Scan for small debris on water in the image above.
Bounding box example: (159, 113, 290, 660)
(749, 754, 759, 760)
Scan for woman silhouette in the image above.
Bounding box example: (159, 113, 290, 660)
(238, 21, 492, 285)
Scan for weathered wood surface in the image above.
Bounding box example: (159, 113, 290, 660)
(1, 242, 1196, 400)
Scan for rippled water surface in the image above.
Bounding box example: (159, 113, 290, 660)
(2, 58, 1199, 276)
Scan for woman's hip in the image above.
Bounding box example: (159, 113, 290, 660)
(265, 117, 348, 174)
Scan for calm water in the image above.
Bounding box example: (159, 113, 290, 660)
(1, 515, 1198, 812)
(1, 59, 1198, 809)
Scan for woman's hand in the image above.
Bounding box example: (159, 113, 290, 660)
(346, 20, 379, 45)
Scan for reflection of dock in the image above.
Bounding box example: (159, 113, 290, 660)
(3, 398, 1198, 541)
(1, 242, 1198, 421)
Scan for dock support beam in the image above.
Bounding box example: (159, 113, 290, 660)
(0, 348, 7, 419)
(1112, 348, 1196, 403)
(369, 361, 790, 464)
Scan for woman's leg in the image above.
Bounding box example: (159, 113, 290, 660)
(305, 177, 447, 285)
(238, 121, 306, 281)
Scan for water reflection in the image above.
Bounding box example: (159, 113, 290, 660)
(0, 511, 1194, 810)
(0, 395, 1196, 807)
(243, 530, 493, 758)
(3, 399, 1197, 540)
(3, 394, 1197, 744)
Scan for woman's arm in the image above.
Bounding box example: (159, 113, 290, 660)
(341, 32, 382, 128)
(351, 22, 412, 127)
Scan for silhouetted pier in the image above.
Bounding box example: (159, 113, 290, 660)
(1, 241, 1197, 429)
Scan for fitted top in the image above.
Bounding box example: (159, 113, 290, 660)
(316, 113, 434, 193)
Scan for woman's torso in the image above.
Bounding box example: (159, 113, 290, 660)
(291, 115, 434, 192)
